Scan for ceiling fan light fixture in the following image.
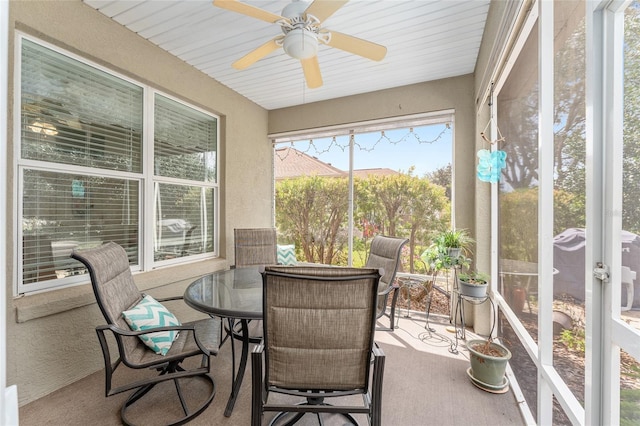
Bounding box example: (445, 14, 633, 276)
(283, 28, 318, 60)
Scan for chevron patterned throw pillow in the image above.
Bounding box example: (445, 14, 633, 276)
(277, 244, 297, 265)
(122, 295, 181, 356)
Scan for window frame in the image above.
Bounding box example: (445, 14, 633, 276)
(14, 33, 220, 295)
(270, 110, 455, 265)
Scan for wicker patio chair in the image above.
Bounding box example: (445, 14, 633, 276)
(71, 242, 221, 426)
(234, 228, 278, 267)
(365, 235, 409, 331)
(252, 265, 385, 426)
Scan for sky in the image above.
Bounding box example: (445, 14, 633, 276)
(277, 124, 453, 177)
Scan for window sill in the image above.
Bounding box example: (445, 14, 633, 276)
(13, 258, 229, 323)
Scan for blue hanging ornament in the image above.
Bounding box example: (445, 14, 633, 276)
(477, 149, 507, 183)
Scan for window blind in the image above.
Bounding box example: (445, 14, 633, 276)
(154, 94, 217, 182)
(22, 169, 139, 285)
(19, 39, 143, 289)
(17, 36, 219, 293)
(21, 39, 143, 172)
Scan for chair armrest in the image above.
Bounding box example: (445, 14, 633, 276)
(97, 323, 198, 338)
(154, 295, 184, 303)
(378, 284, 396, 297)
(97, 321, 215, 356)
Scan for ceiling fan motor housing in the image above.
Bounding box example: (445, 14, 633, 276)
(283, 28, 318, 59)
(281, 0, 319, 60)
(281, 0, 310, 21)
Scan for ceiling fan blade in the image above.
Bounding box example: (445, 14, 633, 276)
(232, 38, 282, 70)
(213, 0, 284, 24)
(301, 56, 323, 88)
(304, 0, 349, 22)
(326, 30, 387, 61)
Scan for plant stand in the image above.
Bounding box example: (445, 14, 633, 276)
(449, 268, 495, 354)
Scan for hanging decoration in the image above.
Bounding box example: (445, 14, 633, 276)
(477, 119, 507, 183)
(274, 124, 452, 161)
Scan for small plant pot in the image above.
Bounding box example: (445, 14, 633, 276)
(467, 339, 512, 387)
(459, 280, 488, 298)
(447, 247, 461, 258)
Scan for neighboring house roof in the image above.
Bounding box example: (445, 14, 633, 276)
(352, 168, 400, 178)
(275, 147, 345, 180)
(275, 147, 400, 180)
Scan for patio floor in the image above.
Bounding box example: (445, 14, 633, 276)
(19, 311, 526, 425)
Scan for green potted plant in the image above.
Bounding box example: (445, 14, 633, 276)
(467, 338, 511, 391)
(439, 228, 474, 258)
(422, 228, 474, 271)
(421, 243, 470, 276)
(458, 271, 489, 298)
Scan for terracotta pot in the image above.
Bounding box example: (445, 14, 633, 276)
(511, 287, 526, 314)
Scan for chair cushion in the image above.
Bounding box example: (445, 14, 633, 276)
(122, 295, 181, 356)
(277, 244, 297, 265)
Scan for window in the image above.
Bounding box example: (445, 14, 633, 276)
(153, 95, 217, 263)
(272, 113, 453, 271)
(17, 35, 218, 294)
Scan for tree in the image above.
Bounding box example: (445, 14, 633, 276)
(355, 172, 450, 272)
(276, 176, 349, 264)
(402, 178, 449, 272)
(623, 4, 640, 234)
(276, 172, 451, 271)
(425, 163, 452, 200)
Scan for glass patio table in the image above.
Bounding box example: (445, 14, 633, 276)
(183, 266, 263, 417)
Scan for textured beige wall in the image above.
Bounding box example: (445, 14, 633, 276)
(268, 75, 477, 233)
(7, 0, 271, 404)
(470, 0, 515, 335)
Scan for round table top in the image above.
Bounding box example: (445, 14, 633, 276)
(183, 267, 263, 320)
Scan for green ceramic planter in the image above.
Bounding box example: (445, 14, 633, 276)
(467, 339, 512, 387)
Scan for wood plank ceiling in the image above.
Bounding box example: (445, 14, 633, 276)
(83, 0, 491, 110)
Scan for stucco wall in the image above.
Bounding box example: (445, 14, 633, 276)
(268, 75, 477, 234)
(470, 0, 520, 334)
(7, 0, 272, 405)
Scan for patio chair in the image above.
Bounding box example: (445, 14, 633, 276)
(253, 265, 385, 426)
(71, 242, 221, 426)
(365, 235, 409, 331)
(622, 266, 636, 311)
(231, 228, 278, 338)
(234, 227, 278, 267)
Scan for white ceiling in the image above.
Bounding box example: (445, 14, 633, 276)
(83, 0, 491, 110)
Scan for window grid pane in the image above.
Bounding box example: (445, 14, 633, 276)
(21, 39, 143, 173)
(154, 94, 217, 182)
(22, 169, 139, 285)
(154, 183, 214, 261)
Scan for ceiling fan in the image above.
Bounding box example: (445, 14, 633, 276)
(212, 0, 387, 89)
